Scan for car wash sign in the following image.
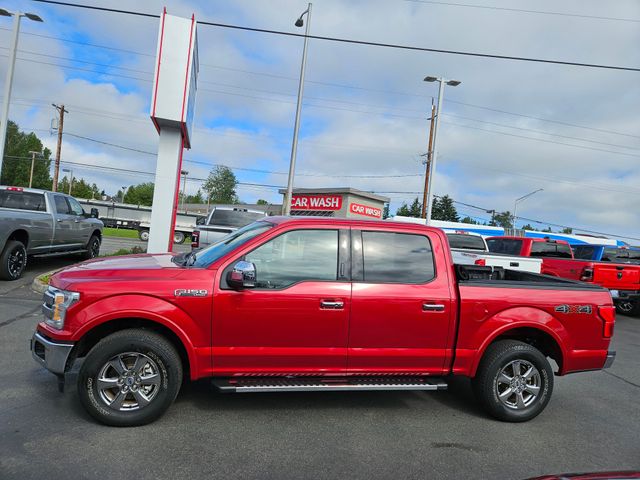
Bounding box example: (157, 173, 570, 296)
(291, 194, 342, 211)
(350, 202, 382, 218)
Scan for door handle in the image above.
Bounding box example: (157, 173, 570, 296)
(320, 300, 344, 309)
(56, 218, 63, 222)
(422, 303, 445, 312)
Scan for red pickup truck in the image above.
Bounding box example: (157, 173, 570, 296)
(487, 236, 640, 315)
(31, 218, 615, 426)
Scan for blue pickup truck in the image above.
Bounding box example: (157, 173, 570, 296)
(572, 245, 640, 263)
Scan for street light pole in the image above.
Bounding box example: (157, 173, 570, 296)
(62, 168, 73, 195)
(423, 76, 461, 225)
(513, 188, 543, 228)
(283, 3, 312, 216)
(180, 169, 189, 209)
(0, 9, 43, 180)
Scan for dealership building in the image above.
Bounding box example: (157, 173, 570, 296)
(279, 188, 389, 219)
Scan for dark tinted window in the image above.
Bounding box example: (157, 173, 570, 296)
(486, 239, 523, 255)
(573, 246, 595, 260)
(210, 209, 265, 227)
(245, 229, 338, 288)
(0, 190, 46, 211)
(446, 233, 487, 251)
(54, 195, 71, 214)
(530, 242, 572, 258)
(362, 231, 434, 283)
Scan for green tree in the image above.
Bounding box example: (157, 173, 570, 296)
(493, 211, 513, 228)
(460, 216, 479, 225)
(521, 224, 534, 231)
(124, 182, 155, 206)
(382, 203, 390, 219)
(561, 227, 573, 234)
(256, 198, 269, 205)
(1, 120, 53, 189)
(396, 197, 422, 217)
(57, 176, 99, 199)
(184, 189, 204, 204)
(541, 226, 553, 233)
(203, 165, 238, 204)
(432, 195, 459, 222)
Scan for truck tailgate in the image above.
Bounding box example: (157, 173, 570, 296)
(592, 263, 640, 291)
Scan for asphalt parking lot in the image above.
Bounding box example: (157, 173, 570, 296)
(1, 260, 638, 480)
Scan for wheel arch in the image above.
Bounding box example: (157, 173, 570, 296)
(71, 317, 192, 381)
(468, 308, 569, 377)
(7, 229, 29, 249)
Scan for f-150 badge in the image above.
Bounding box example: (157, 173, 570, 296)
(174, 289, 208, 297)
(555, 304, 592, 314)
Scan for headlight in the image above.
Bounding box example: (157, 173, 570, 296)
(43, 287, 80, 330)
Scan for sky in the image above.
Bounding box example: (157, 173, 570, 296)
(0, 0, 639, 240)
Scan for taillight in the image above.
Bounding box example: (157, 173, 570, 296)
(474, 258, 486, 266)
(580, 267, 593, 282)
(191, 230, 200, 249)
(598, 305, 615, 338)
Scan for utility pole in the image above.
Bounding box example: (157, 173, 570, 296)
(51, 103, 67, 192)
(421, 101, 436, 219)
(28, 150, 40, 187)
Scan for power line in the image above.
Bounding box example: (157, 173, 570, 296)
(403, 0, 640, 23)
(32, 1, 640, 72)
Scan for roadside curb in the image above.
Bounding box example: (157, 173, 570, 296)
(31, 269, 61, 294)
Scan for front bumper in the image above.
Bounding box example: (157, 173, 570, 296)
(603, 351, 616, 369)
(30, 331, 74, 375)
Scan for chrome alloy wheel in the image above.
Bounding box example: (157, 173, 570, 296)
(97, 352, 161, 411)
(496, 359, 541, 410)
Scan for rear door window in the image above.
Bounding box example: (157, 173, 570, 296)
(209, 209, 265, 227)
(53, 195, 71, 214)
(446, 233, 486, 251)
(530, 242, 573, 258)
(573, 246, 595, 260)
(0, 190, 46, 211)
(361, 231, 435, 284)
(486, 239, 523, 255)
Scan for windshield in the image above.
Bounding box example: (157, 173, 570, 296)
(446, 233, 487, 251)
(603, 247, 640, 262)
(192, 221, 273, 268)
(486, 238, 523, 255)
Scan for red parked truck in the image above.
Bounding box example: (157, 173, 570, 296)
(31, 218, 616, 426)
(487, 236, 640, 315)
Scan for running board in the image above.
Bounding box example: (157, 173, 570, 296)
(33, 249, 87, 258)
(213, 376, 448, 393)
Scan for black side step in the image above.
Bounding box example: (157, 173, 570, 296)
(212, 376, 448, 393)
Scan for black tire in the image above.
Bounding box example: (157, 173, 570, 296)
(0, 240, 27, 281)
(81, 234, 101, 260)
(472, 340, 553, 422)
(138, 229, 150, 242)
(78, 329, 183, 427)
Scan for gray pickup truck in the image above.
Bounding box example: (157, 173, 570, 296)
(0, 186, 104, 280)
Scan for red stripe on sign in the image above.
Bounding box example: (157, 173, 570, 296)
(151, 7, 167, 120)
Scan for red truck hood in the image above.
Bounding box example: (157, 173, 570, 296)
(50, 253, 184, 289)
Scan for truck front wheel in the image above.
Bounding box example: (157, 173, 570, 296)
(78, 329, 183, 427)
(472, 340, 553, 422)
(0, 240, 27, 281)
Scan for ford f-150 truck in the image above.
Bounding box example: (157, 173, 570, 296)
(488, 237, 640, 315)
(31, 217, 616, 427)
(0, 186, 103, 280)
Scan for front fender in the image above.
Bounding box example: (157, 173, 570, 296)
(69, 294, 200, 378)
(458, 306, 570, 377)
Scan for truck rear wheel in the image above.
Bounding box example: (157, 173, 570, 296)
(138, 229, 150, 242)
(173, 231, 185, 244)
(472, 340, 553, 422)
(615, 300, 640, 316)
(78, 329, 182, 427)
(0, 240, 27, 281)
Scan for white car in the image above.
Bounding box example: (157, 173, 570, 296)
(446, 231, 542, 274)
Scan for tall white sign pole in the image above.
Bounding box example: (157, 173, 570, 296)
(148, 9, 198, 253)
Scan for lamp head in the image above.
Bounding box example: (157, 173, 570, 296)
(25, 13, 44, 22)
(0, 9, 13, 17)
(424, 76, 438, 83)
(446, 80, 461, 86)
(295, 17, 304, 27)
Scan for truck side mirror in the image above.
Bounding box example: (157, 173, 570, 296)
(90, 208, 99, 218)
(227, 261, 257, 290)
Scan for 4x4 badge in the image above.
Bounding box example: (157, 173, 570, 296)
(555, 305, 592, 314)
